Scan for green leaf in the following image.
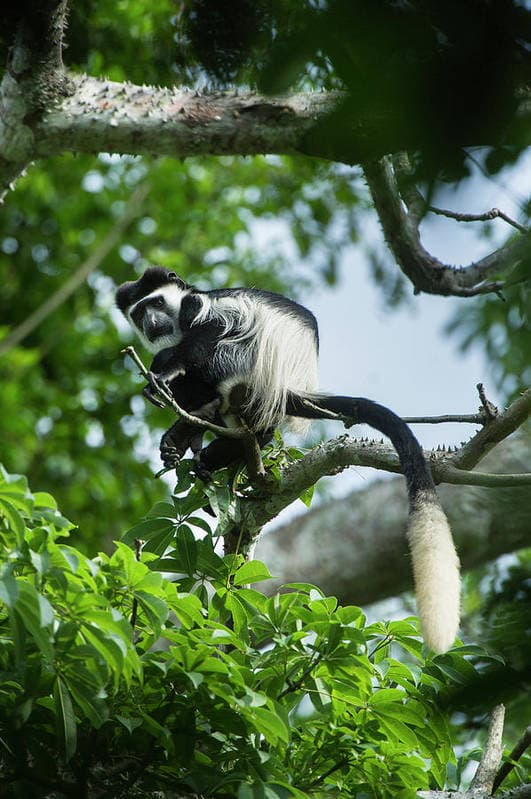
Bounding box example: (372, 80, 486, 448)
(62, 665, 109, 728)
(175, 525, 198, 575)
(12, 581, 54, 661)
(224, 592, 249, 642)
(0, 500, 26, 547)
(54, 677, 77, 762)
(248, 707, 289, 744)
(79, 623, 127, 686)
(298, 484, 314, 507)
(0, 572, 19, 608)
(121, 517, 175, 549)
(172, 593, 205, 629)
(370, 688, 406, 704)
(33, 492, 58, 510)
(377, 716, 419, 749)
(196, 539, 227, 578)
(116, 715, 144, 734)
(233, 560, 272, 586)
(134, 590, 169, 631)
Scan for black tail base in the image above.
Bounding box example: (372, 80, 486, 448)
(286, 392, 435, 498)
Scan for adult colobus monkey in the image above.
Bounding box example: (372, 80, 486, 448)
(117, 266, 460, 653)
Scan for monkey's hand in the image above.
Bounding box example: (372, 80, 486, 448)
(143, 370, 174, 409)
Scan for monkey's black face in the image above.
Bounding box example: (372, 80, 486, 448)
(116, 266, 192, 353)
(131, 294, 175, 343)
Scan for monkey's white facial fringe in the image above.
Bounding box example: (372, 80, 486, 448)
(128, 285, 186, 353)
(197, 294, 319, 432)
(407, 492, 461, 653)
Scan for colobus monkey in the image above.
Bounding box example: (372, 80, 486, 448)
(116, 266, 460, 653)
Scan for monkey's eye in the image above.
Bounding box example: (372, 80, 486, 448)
(168, 271, 177, 280)
(153, 296, 165, 308)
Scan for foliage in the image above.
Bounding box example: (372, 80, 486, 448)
(0, 463, 511, 798)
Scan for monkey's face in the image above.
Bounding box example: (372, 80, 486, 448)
(127, 284, 188, 353)
(116, 267, 190, 353)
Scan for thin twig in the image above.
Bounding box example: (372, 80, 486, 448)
(433, 466, 531, 488)
(470, 704, 505, 793)
(429, 205, 528, 235)
(121, 346, 247, 440)
(493, 726, 531, 793)
(477, 382, 499, 421)
(403, 414, 485, 425)
(307, 755, 352, 789)
(0, 183, 150, 357)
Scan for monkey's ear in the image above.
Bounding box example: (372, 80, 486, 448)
(168, 271, 177, 280)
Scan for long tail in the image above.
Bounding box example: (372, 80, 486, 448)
(286, 391, 460, 653)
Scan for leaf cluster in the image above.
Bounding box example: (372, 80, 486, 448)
(0, 462, 504, 798)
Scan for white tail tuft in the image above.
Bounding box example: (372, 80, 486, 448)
(406, 494, 460, 653)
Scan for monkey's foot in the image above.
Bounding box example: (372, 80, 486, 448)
(159, 422, 195, 469)
(193, 461, 212, 483)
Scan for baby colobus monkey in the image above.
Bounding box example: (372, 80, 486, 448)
(116, 266, 460, 653)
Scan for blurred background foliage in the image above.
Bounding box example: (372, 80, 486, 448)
(0, 0, 529, 554)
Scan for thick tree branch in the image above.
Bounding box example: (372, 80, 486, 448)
(0, 0, 72, 199)
(241, 389, 531, 539)
(255, 432, 531, 604)
(1, 53, 530, 203)
(364, 156, 530, 297)
(470, 704, 505, 794)
(452, 389, 531, 471)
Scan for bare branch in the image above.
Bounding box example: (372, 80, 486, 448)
(470, 704, 505, 793)
(452, 388, 531, 471)
(434, 467, 531, 488)
(364, 156, 531, 298)
(493, 726, 531, 793)
(0, 183, 150, 357)
(418, 787, 531, 799)
(403, 414, 485, 425)
(0, 55, 529, 199)
(241, 388, 531, 537)
(429, 205, 528, 235)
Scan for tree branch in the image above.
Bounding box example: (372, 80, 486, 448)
(363, 155, 530, 298)
(0, 0, 72, 199)
(470, 704, 505, 794)
(121, 346, 247, 440)
(1, 49, 529, 201)
(452, 388, 531, 471)
(418, 786, 531, 799)
(241, 388, 531, 539)
(254, 428, 531, 604)
(429, 206, 528, 235)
